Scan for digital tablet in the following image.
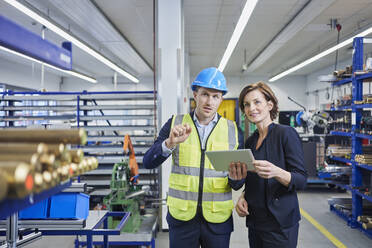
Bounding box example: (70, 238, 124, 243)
(205, 149, 255, 171)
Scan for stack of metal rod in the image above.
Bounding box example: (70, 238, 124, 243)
(358, 215, 372, 230)
(326, 145, 352, 159)
(0, 129, 98, 201)
(355, 154, 372, 164)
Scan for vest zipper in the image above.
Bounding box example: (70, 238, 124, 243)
(197, 149, 205, 214)
(192, 115, 220, 215)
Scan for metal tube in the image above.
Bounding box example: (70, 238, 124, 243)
(0, 143, 49, 154)
(33, 172, 45, 193)
(6, 214, 18, 248)
(0, 171, 8, 201)
(0, 162, 34, 198)
(0, 129, 87, 145)
(0, 154, 34, 163)
(70, 149, 84, 163)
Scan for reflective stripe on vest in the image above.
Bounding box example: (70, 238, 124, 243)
(167, 113, 238, 223)
(168, 188, 232, 201)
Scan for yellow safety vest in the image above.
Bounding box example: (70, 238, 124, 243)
(167, 114, 239, 223)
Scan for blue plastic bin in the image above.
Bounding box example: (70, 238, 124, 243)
(49, 193, 89, 219)
(19, 198, 49, 219)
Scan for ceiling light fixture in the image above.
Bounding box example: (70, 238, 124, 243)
(247, 0, 336, 73)
(0, 45, 97, 83)
(4, 0, 139, 83)
(269, 26, 372, 82)
(218, 0, 258, 72)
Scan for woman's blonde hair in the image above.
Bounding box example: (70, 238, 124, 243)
(238, 81, 279, 120)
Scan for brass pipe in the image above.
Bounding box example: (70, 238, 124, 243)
(0, 162, 34, 198)
(57, 165, 70, 181)
(31, 153, 56, 172)
(0, 129, 87, 145)
(88, 157, 99, 170)
(357, 215, 371, 223)
(0, 154, 34, 163)
(69, 149, 84, 163)
(33, 172, 44, 193)
(78, 159, 89, 174)
(69, 163, 79, 177)
(51, 171, 59, 186)
(42, 171, 52, 188)
(0, 143, 49, 154)
(0, 170, 8, 201)
(362, 222, 372, 229)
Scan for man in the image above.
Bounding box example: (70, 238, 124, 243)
(143, 67, 245, 248)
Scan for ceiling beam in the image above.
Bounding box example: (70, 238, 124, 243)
(245, 0, 336, 73)
(91, 0, 153, 71)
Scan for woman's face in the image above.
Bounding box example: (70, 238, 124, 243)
(243, 89, 273, 124)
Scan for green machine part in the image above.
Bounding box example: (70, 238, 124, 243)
(103, 161, 143, 233)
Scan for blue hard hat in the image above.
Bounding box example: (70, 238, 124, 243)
(191, 67, 228, 95)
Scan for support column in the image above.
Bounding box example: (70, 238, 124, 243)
(156, 0, 184, 230)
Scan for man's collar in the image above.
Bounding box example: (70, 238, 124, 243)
(193, 111, 218, 126)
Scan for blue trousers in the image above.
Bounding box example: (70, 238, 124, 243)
(166, 212, 232, 248)
(248, 223, 299, 248)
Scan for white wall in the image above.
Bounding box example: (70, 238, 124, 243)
(224, 75, 307, 111)
(306, 59, 352, 110)
(305, 57, 372, 110)
(0, 58, 61, 91)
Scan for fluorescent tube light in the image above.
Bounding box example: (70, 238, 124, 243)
(247, 0, 335, 73)
(0, 45, 97, 83)
(4, 0, 139, 83)
(269, 26, 372, 82)
(218, 0, 258, 72)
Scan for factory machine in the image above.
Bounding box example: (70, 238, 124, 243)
(103, 135, 148, 233)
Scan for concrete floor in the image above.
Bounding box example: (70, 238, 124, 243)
(6, 185, 372, 248)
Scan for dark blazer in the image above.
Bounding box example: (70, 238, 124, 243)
(143, 113, 244, 234)
(231, 123, 307, 228)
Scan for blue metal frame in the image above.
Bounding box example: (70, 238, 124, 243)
(354, 103, 372, 109)
(332, 78, 352, 87)
(351, 37, 364, 227)
(76, 239, 156, 247)
(0, 91, 158, 245)
(329, 204, 352, 224)
(356, 163, 372, 172)
(4, 212, 132, 248)
(330, 131, 352, 137)
(329, 37, 372, 238)
(0, 181, 71, 219)
(355, 133, 372, 139)
(0, 91, 155, 96)
(329, 156, 352, 164)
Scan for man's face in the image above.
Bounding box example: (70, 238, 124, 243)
(193, 87, 223, 120)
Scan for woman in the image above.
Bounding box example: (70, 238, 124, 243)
(230, 81, 307, 248)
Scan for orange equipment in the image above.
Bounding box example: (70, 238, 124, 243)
(123, 135, 139, 184)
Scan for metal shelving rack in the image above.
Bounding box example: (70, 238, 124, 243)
(0, 181, 72, 247)
(0, 91, 159, 202)
(328, 37, 372, 239)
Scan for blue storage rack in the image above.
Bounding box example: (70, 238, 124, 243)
(49, 193, 89, 219)
(329, 37, 372, 239)
(0, 180, 71, 220)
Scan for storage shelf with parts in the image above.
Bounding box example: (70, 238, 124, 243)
(330, 131, 352, 137)
(328, 156, 352, 164)
(0, 91, 159, 208)
(0, 180, 71, 220)
(331, 105, 352, 110)
(328, 37, 372, 239)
